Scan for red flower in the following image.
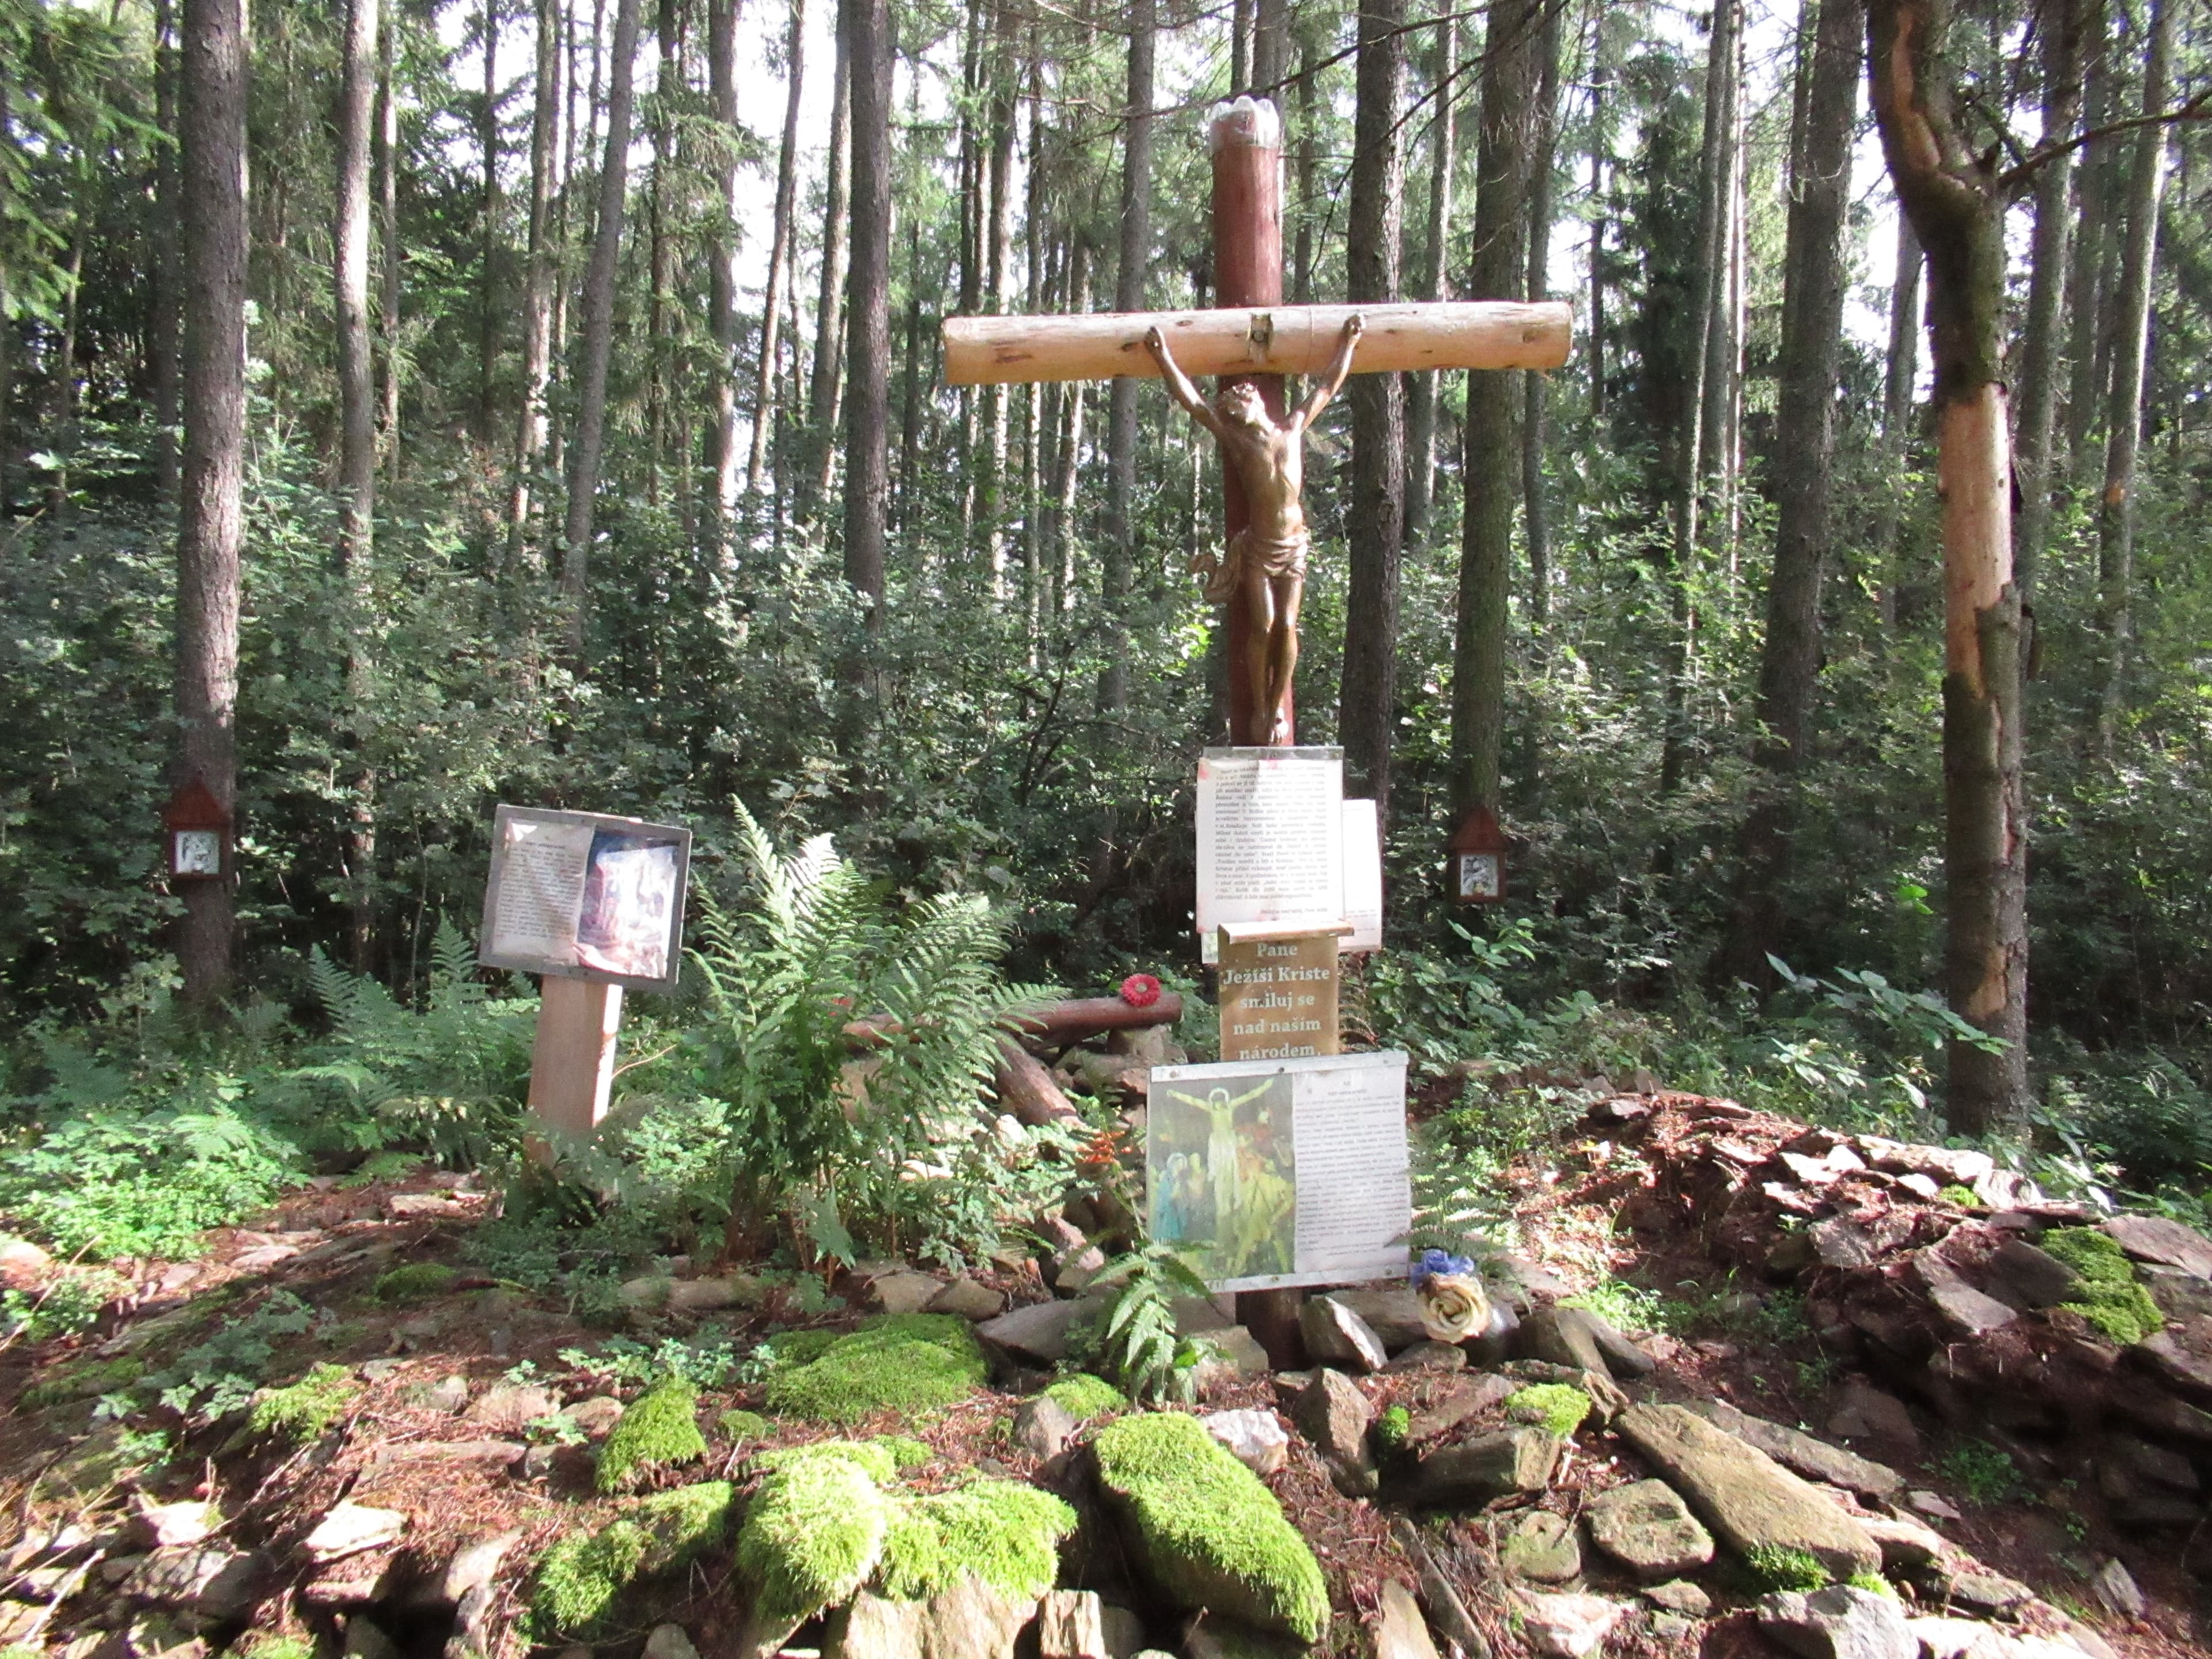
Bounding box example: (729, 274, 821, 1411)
(1119, 973, 1162, 1008)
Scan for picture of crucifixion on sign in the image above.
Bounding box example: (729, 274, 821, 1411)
(1148, 1074, 1296, 1283)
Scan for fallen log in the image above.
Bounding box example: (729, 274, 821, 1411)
(844, 992, 1182, 1055)
(992, 1037, 1083, 1129)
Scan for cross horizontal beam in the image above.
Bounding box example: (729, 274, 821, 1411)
(941, 300, 1573, 388)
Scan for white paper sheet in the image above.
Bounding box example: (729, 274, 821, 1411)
(489, 817, 593, 963)
(1340, 799, 1382, 953)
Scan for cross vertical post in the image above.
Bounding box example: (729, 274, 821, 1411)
(1211, 100, 1287, 747)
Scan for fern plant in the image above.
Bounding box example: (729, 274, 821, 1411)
(683, 803, 1052, 1262)
(1085, 1242, 1212, 1405)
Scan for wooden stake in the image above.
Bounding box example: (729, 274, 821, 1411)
(526, 974, 623, 1160)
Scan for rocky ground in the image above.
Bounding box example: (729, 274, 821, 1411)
(1, 1089, 2207, 1659)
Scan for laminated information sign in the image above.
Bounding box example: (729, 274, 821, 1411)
(478, 805, 692, 993)
(1194, 746, 1344, 964)
(1146, 1050, 1411, 1293)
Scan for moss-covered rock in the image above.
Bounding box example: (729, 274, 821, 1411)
(1093, 1411, 1328, 1644)
(531, 1481, 734, 1637)
(718, 1408, 771, 1443)
(736, 1442, 895, 1633)
(1506, 1383, 1593, 1438)
(596, 1375, 707, 1493)
(764, 1313, 987, 1425)
(875, 1480, 1076, 1602)
(373, 1263, 460, 1303)
(249, 1363, 359, 1444)
(22, 1356, 143, 1410)
(873, 1433, 934, 1470)
(2042, 1226, 2165, 1344)
(1043, 1373, 1126, 1423)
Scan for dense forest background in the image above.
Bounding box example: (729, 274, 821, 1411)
(4, 0, 2211, 1207)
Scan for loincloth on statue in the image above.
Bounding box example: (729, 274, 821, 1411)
(1189, 526, 1309, 604)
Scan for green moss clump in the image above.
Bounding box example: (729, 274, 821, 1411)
(763, 1328, 843, 1368)
(1847, 1570, 1897, 1599)
(1044, 1373, 1127, 1422)
(2041, 1226, 2165, 1345)
(596, 1376, 707, 1493)
(872, 1433, 933, 1469)
(1374, 1404, 1411, 1453)
(1093, 1411, 1329, 1645)
(763, 1313, 987, 1425)
(755, 1438, 899, 1483)
(1506, 1383, 1592, 1438)
(1937, 1184, 1979, 1208)
(234, 1636, 314, 1659)
(874, 1480, 1076, 1603)
(736, 1442, 893, 1632)
(249, 1364, 359, 1443)
(22, 1356, 143, 1410)
(373, 1263, 460, 1303)
(718, 1408, 771, 1443)
(529, 1482, 734, 1638)
(1745, 1545, 1832, 1593)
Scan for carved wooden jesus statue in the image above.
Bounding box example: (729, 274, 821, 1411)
(1145, 315, 1363, 744)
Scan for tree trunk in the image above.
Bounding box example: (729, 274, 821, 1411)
(1677, 0, 1738, 560)
(1341, 0, 1406, 826)
(646, 0, 679, 505)
(378, 3, 402, 481)
(509, 0, 563, 574)
(1099, 0, 1154, 716)
(1586, 9, 1608, 419)
(1252, 0, 1287, 106)
(153, 0, 182, 500)
(1522, 0, 1561, 632)
(1449, 0, 1535, 815)
(839, 0, 891, 607)
(1722, 0, 1862, 987)
(177, 0, 250, 1009)
(706, 0, 742, 552)
(45, 232, 83, 520)
(1868, 0, 2031, 1135)
(336, 0, 379, 570)
(804, 14, 853, 524)
(747, 0, 805, 494)
(479, 0, 501, 444)
(560, 0, 643, 649)
(2094, 0, 2168, 747)
(2010, 0, 2084, 599)
(979, 28, 1017, 588)
(2065, 20, 2113, 469)
(1293, 26, 1315, 302)
(1403, 12, 1455, 553)
(1873, 217, 1920, 629)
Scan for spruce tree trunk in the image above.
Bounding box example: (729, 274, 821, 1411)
(804, 16, 853, 523)
(1292, 28, 1316, 303)
(378, 6, 402, 481)
(560, 0, 643, 647)
(1586, 10, 1608, 419)
(1099, 0, 1154, 716)
(645, 0, 679, 505)
(153, 0, 182, 501)
(177, 0, 249, 1009)
(1874, 218, 1920, 630)
(706, 0, 742, 550)
(1449, 0, 1535, 815)
(1723, 0, 1862, 986)
(510, 0, 563, 573)
(979, 33, 1017, 589)
(1341, 0, 1406, 826)
(1402, 12, 1455, 554)
(2095, 0, 2169, 747)
(2011, 0, 2084, 599)
(479, 0, 501, 444)
(839, 0, 892, 607)
(1868, 0, 2032, 1135)
(2065, 18, 2113, 472)
(336, 0, 380, 569)
(1677, 0, 1738, 559)
(1523, 0, 1561, 631)
(748, 0, 805, 494)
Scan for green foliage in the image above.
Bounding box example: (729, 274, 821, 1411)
(875, 1480, 1077, 1601)
(248, 1362, 358, 1444)
(562, 1331, 744, 1389)
(1086, 1242, 1211, 1406)
(234, 1636, 315, 1659)
(531, 1480, 735, 1643)
(1936, 1439, 2027, 1506)
(718, 1408, 771, 1442)
(21, 1355, 141, 1410)
(762, 1313, 987, 1425)
(1562, 1279, 1671, 1335)
(2, 1270, 124, 1342)
(1374, 1404, 1411, 1453)
(735, 1442, 893, 1632)
(139, 1290, 315, 1424)
(1092, 1411, 1330, 1644)
(2039, 1228, 2162, 1344)
(373, 1263, 459, 1303)
(872, 1433, 933, 1469)
(1743, 1546, 1832, 1593)
(596, 1375, 707, 1493)
(1847, 1570, 1897, 1598)
(1937, 1185, 1979, 1207)
(1506, 1384, 1592, 1437)
(1043, 1373, 1127, 1422)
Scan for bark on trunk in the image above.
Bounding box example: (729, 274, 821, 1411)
(1403, 12, 1455, 553)
(177, 0, 250, 1009)
(2094, 0, 2169, 747)
(2065, 20, 2113, 469)
(509, 0, 563, 574)
(839, 0, 892, 607)
(1341, 0, 1407, 826)
(706, 0, 742, 551)
(1449, 0, 1535, 815)
(478, 0, 501, 444)
(560, 0, 643, 648)
(1586, 10, 1608, 419)
(378, 5, 402, 480)
(1099, 0, 1154, 715)
(1874, 217, 1920, 630)
(804, 15, 853, 523)
(336, 0, 379, 569)
(748, 0, 805, 494)
(1677, 0, 1739, 559)
(153, 0, 183, 500)
(1522, 0, 1561, 632)
(1722, 0, 1862, 987)
(2010, 0, 2084, 599)
(1868, 0, 2032, 1135)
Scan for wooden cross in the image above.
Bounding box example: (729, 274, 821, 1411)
(944, 97, 1573, 747)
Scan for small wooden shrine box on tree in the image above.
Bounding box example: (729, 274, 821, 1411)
(1448, 805, 1508, 904)
(162, 775, 232, 883)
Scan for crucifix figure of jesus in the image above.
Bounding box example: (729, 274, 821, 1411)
(1145, 316, 1363, 744)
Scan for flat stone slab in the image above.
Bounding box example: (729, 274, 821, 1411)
(2134, 1317, 2212, 1400)
(1585, 1479, 1714, 1579)
(1500, 1509, 1582, 1584)
(1397, 1427, 1560, 1507)
(1690, 1399, 1903, 1499)
(1406, 1373, 1514, 1443)
(976, 1297, 1103, 1364)
(1300, 1296, 1388, 1372)
(2105, 1215, 2212, 1278)
(1616, 1404, 1880, 1580)
(1759, 1586, 1915, 1659)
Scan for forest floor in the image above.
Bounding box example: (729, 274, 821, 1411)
(0, 1096, 2206, 1659)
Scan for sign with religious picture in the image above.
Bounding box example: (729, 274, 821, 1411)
(1146, 1050, 1410, 1293)
(1448, 804, 1509, 905)
(1195, 746, 1344, 964)
(1218, 928, 1342, 1061)
(478, 805, 692, 992)
(162, 775, 232, 883)
(1340, 799, 1382, 953)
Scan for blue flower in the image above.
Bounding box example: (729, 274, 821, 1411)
(1410, 1248, 1475, 1287)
